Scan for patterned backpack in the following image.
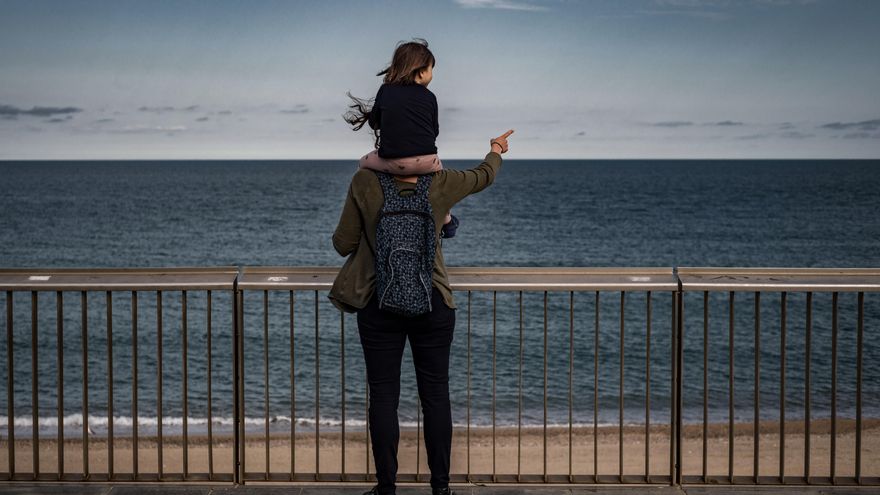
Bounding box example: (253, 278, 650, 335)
(374, 171, 437, 317)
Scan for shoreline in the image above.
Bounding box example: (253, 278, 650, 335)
(1, 418, 876, 477)
(3, 417, 875, 445)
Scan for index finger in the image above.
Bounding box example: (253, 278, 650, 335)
(501, 129, 515, 138)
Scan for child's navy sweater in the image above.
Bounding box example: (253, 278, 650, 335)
(368, 82, 439, 158)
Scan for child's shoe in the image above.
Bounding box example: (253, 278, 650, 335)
(440, 214, 460, 239)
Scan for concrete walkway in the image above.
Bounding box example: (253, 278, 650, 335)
(0, 484, 878, 495)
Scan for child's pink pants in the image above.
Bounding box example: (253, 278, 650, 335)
(359, 149, 443, 174)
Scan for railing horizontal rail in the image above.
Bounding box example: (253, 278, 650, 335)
(238, 266, 679, 291)
(677, 267, 880, 292)
(0, 267, 239, 291)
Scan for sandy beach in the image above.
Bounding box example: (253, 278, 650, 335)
(1, 418, 876, 479)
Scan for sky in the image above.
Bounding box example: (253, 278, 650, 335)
(1, 0, 879, 159)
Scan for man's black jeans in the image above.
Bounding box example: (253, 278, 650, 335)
(357, 287, 455, 495)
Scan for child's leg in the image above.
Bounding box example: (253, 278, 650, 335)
(359, 149, 395, 173)
(360, 150, 443, 174)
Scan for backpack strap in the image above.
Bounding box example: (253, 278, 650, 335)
(375, 172, 400, 211)
(375, 171, 433, 210)
(414, 173, 433, 197)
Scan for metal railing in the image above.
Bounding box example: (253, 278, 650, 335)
(0, 266, 876, 487)
(677, 267, 879, 486)
(0, 268, 238, 482)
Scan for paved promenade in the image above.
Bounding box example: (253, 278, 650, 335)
(0, 484, 878, 495)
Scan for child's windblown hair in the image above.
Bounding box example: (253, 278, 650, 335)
(343, 38, 436, 149)
(376, 38, 435, 85)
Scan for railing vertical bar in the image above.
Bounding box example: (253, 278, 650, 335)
(106, 291, 114, 479)
(314, 289, 320, 479)
(365, 366, 370, 480)
(702, 290, 708, 482)
(236, 290, 247, 483)
(56, 291, 64, 478)
(618, 290, 625, 481)
(779, 291, 786, 482)
(6, 291, 14, 477)
(233, 288, 242, 484)
(856, 291, 863, 484)
(831, 291, 837, 482)
(263, 290, 270, 480)
(669, 291, 675, 483)
(517, 290, 523, 482)
(207, 290, 213, 479)
(595, 291, 599, 482)
(182, 290, 188, 479)
(341, 310, 346, 481)
(289, 290, 296, 479)
(804, 291, 811, 482)
(131, 291, 138, 478)
(568, 290, 574, 482)
(492, 291, 497, 480)
(156, 290, 163, 480)
(675, 287, 683, 487)
(240, 289, 246, 482)
(81, 290, 89, 479)
(466, 290, 471, 480)
(543, 290, 548, 482)
(417, 394, 421, 480)
(645, 291, 652, 480)
(31, 291, 39, 478)
(728, 290, 734, 483)
(754, 291, 760, 483)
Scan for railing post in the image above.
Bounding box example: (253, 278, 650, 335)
(232, 278, 242, 485)
(673, 271, 684, 486)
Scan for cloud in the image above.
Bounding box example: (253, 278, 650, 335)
(778, 122, 795, 129)
(780, 131, 814, 139)
(643, 0, 820, 20)
(575, 131, 586, 136)
(636, 8, 730, 20)
(734, 130, 814, 140)
(108, 125, 187, 134)
(840, 132, 880, 139)
(453, 0, 549, 11)
(94, 118, 115, 123)
(216, 110, 233, 115)
(0, 104, 83, 117)
(707, 120, 744, 126)
(753, 0, 819, 5)
(280, 104, 310, 114)
(653, 0, 729, 5)
(735, 133, 769, 140)
(196, 116, 209, 122)
(138, 105, 200, 113)
(819, 118, 880, 131)
(654, 0, 818, 6)
(44, 116, 73, 123)
(652, 121, 693, 127)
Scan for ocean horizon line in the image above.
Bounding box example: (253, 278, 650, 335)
(3, 157, 880, 162)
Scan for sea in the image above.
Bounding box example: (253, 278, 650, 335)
(1, 159, 878, 439)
